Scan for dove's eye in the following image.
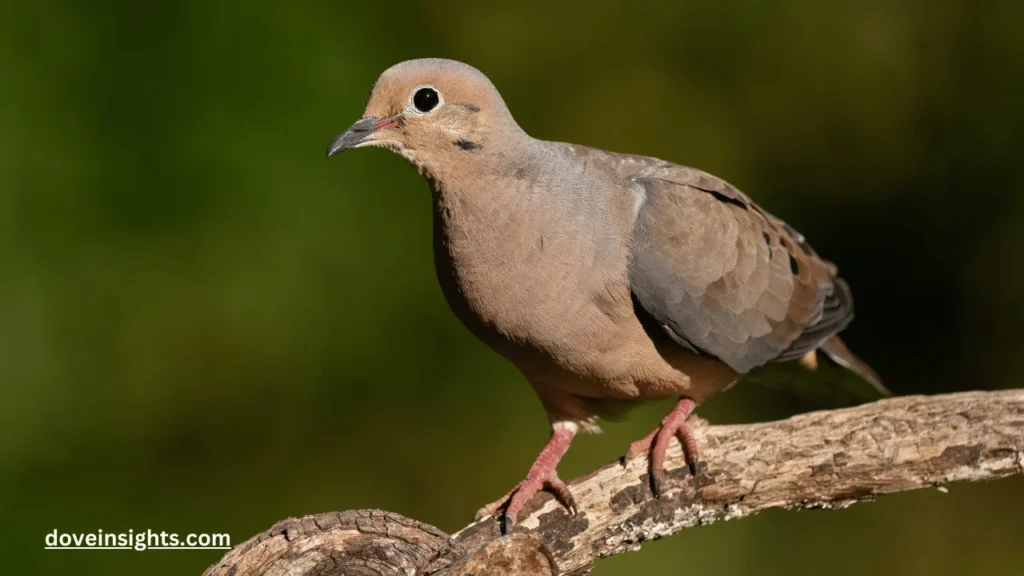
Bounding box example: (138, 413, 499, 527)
(412, 87, 440, 112)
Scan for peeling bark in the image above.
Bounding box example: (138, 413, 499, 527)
(204, 390, 1024, 576)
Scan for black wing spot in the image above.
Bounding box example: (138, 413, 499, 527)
(454, 139, 482, 151)
(762, 231, 771, 245)
(685, 180, 749, 210)
(707, 189, 748, 210)
(790, 254, 800, 275)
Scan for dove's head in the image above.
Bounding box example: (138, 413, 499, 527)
(327, 59, 523, 174)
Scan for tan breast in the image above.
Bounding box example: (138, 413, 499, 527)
(429, 173, 644, 381)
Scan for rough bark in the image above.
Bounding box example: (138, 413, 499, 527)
(204, 390, 1024, 576)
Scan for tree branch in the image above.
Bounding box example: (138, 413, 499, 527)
(204, 390, 1024, 576)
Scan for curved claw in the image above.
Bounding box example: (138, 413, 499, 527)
(544, 477, 579, 515)
(477, 473, 577, 534)
(676, 427, 700, 476)
(475, 482, 521, 522)
(501, 510, 517, 536)
(626, 397, 701, 497)
(475, 425, 578, 533)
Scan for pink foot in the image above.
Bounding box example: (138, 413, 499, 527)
(475, 425, 578, 534)
(624, 398, 701, 496)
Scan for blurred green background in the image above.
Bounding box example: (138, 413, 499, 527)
(3, 0, 1022, 574)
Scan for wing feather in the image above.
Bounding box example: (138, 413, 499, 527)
(627, 166, 854, 373)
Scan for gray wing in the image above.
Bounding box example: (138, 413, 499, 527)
(627, 165, 853, 374)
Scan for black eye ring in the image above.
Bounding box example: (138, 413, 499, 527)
(413, 87, 440, 112)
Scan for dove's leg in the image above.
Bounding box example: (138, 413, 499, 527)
(625, 397, 700, 495)
(475, 422, 578, 534)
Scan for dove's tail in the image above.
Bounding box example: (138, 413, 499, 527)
(819, 335, 890, 397)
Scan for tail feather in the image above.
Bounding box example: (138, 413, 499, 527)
(819, 336, 890, 397)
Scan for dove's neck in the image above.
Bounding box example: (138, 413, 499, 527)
(424, 136, 591, 242)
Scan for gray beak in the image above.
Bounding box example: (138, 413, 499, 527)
(326, 118, 379, 158)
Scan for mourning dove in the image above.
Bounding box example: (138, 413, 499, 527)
(327, 58, 886, 532)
